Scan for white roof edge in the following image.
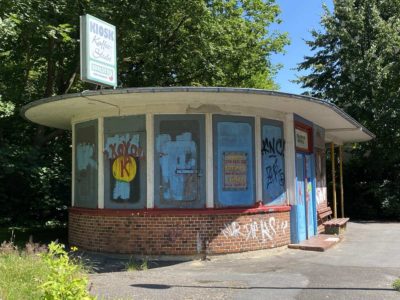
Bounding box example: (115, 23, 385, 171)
(21, 86, 375, 140)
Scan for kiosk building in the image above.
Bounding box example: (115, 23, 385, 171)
(22, 87, 374, 256)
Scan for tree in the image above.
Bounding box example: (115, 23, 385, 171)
(298, 0, 400, 219)
(0, 0, 288, 225)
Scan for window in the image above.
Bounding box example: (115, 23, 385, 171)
(314, 125, 327, 206)
(261, 119, 286, 205)
(103, 115, 146, 209)
(213, 115, 255, 207)
(154, 115, 206, 208)
(74, 120, 98, 208)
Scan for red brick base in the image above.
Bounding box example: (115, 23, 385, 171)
(69, 206, 291, 256)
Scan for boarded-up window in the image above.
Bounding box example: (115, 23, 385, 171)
(74, 120, 98, 208)
(103, 115, 146, 209)
(213, 115, 255, 207)
(154, 115, 205, 208)
(261, 119, 286, 205)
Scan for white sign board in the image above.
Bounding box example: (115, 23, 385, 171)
(80, 14, 117, 87)
(295, 128, 309, 150)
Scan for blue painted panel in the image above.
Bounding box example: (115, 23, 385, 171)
(305, 154, 316, 238)
(291, 153, 307, 243)
(261, 121, 286, 205)
(214, 116, 255, 207)
(156, 132, 197, 201)
(154, 115, 206, 209)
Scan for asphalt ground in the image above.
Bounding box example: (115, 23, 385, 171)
(88, 222, 400, 299)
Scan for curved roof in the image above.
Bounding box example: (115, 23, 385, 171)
(21, 87, 374, 143)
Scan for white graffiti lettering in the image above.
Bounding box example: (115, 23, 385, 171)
(221, 217, 288, 243)
(221, 221, 243, 238)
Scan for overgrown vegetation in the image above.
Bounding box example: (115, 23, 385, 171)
(298, 0, 400, 220)
(0, 241, 49, 299)
(393, 278, 400, 292)
(0, 240, 94, 299)
(125, 256, 149, 271)
(40, 242, 94, 299)
(0, 0, 288, 227)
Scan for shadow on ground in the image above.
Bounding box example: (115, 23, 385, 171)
(131, 283, 394, 292)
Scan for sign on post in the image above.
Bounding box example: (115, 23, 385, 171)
(80, 14, 117, 87)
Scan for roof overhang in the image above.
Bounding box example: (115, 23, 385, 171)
(21, 87, 375, 143)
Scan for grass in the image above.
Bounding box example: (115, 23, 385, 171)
(0, 240, 94, 300)
(125, 256, 149, 271)
(393, 278, 400, 291)
(0, 245, 49, 299)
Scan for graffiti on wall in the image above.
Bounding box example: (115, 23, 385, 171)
(223, 152, 248, 190)
(261, 124, 286, 204)
(104, 133, 144, 200)
(221, 217, 288, 243)
(156, 132, 198, 201)
(76, 142, 97, 199)
(77, 143, 97, 171)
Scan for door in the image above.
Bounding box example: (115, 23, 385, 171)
(305, 154, 316, 238)
(291, 152, 316, 243)
(292, 153, 307, 243)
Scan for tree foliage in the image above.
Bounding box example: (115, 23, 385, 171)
(0, 0, 288, 225)
(298, 0, 400, 219)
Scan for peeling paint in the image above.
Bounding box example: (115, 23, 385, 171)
(77, 143, 96, 170)
(156, 132, 198, 201)
(186, 104, 224, 113)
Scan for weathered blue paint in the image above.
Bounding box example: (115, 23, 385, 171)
(291, 152, 317, 243)
(103, 115, 146, 209)
(261, 120, 286, 205)
(305, 154, 316, 238)
(154, 115, 206, 208)
(74, 120, 98, 208)
(113, 181, 130, 199)
(213, 115, 255, 207)
(77, 143, 96, 170)
(291, 153, 307, 243)
(156, 132, 197, 201)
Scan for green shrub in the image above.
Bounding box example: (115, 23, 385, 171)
(393, 278, 400, 291)
(39, 242, 95, 300)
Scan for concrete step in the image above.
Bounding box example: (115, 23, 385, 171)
(288, 234, 341, 252)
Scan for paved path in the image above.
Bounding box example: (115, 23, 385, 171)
(89, 222, 400, 299)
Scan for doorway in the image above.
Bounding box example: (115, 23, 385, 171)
(290, 121, 317, 243)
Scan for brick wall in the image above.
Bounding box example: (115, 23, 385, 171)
(69, 207, 291, 256)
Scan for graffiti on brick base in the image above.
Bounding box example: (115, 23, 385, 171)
(221, 217, 288, 243)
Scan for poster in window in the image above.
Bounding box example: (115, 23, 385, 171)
(223, 152, 248, 190)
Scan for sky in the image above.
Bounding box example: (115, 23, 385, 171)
(270, 0, 334, 94)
